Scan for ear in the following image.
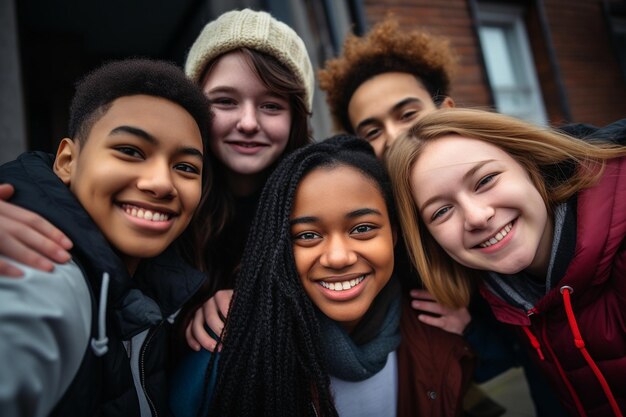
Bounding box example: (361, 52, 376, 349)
(53, 138, 78, 185)
(439, 96, 455, 108)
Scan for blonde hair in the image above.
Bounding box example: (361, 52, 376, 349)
(386, 108, 626, 308)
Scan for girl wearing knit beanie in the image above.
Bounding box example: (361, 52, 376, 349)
(173, 8, 316, 354)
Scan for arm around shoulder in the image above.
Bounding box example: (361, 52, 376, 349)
(0, 257, 92, 417)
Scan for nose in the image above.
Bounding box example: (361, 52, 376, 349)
(381, 124, 403, 156)
(136, 159, 176, 199)
(236, 102, 260, 134)
(462, 198, 494, 231)
(320, 235, 358, 270)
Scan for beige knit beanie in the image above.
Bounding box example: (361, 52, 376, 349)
(185, 8, 314, 112)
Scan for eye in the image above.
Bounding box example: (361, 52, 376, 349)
(351, 224, 375, 234)
(476, 173, 498, 190)
(261, 102, 285, 112)
(115, 146, 143, 159)
(294, 231, 321, 241)
(174, 163, 201, 175)
(350, 224, 379, 240)
(400, 109, 419, 121)
(362, 127, 381, 142)
(431, 206, 452, 221)
(209, 97, 236, 107)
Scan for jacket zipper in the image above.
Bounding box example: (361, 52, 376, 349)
(140, 323, 161, 417)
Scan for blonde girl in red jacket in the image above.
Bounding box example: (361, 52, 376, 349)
(386, 108, 626, 417)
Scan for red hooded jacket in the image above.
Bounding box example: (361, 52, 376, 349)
(481, 157, 626, 417)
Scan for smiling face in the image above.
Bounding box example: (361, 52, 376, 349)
(348, 72, 453, 159)
(290, 165, 395, 332)
(54, 95, 204, 273)
(201, 51, 292, 194)
(410, 135, 552, 277)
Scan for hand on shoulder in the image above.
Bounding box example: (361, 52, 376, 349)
(0, 183, 73, 277)
(410, 288, 471, 336)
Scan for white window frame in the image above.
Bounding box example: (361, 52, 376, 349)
(477, 3, 548, 125)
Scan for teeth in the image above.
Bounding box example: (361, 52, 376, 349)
(479, 223, 512, 248)
(320, 275, 365, 291)
(123, 204, 171, 222)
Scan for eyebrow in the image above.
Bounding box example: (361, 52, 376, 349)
(110, 125, 203, 160)
(418, 159, 495, 213)
(289, 208, 382, 226)
(206, 86, 287, 102)
(355, 97, 424, 132)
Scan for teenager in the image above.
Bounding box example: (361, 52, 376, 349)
(386, 107, 626, 417)
(318, 16, 455, 158)
(0, 59, 211, 417)
(170, 135, 474, 417)
(175, 8, 314, 351)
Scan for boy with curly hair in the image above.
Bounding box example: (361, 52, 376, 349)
(319, 16, 456, 159)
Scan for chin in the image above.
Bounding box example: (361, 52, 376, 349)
(490, 260, 531, 275)
(119, 244, 169, 260)
(325, 306, 369, 325)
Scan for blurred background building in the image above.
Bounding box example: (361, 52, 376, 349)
(2, 0, 625, 164)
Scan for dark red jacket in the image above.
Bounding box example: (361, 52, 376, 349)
(481, 157, 626, 416)
(397, 299, 475, 417)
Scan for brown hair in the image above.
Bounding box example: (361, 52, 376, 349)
(176, 48, 312, 338)
(318, 15, 456, 133)
(386, 108, 626, 308)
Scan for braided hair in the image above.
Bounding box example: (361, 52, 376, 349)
(202, 134, 394, 417)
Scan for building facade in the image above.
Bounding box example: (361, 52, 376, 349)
(2, 0, 625, 162)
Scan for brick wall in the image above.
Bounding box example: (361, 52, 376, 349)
(543, 0, 626, 125)
(361, 0, 493, 110)
(360, 0, 626, 126)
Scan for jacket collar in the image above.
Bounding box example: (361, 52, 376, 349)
(6, 152, 205, 338)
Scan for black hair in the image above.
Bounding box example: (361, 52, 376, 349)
(68, 58, 212, 147)
(202, 134, 394, 417)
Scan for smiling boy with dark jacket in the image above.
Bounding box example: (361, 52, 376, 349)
(0, 59, 211, 417)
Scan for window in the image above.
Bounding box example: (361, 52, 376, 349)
(477, 3, 547, 125)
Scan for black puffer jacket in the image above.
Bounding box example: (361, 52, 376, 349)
(0, 152, 206, 417)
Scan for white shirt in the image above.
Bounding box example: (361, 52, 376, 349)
(330, 351, 398, 417)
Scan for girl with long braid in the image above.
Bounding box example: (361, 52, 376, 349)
(170, 135, 474, 417)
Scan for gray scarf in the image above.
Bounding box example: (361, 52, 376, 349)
(316, 279, 402, 381)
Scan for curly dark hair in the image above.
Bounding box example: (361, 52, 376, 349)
(318, 16, 457, 133)
(202, 135, 394, 417)
(69, 58, 211, 147)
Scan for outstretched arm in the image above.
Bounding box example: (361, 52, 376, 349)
(0, 257, 91, 417)
(185, 289, 233, 352)
(0, 184, 73, 277)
